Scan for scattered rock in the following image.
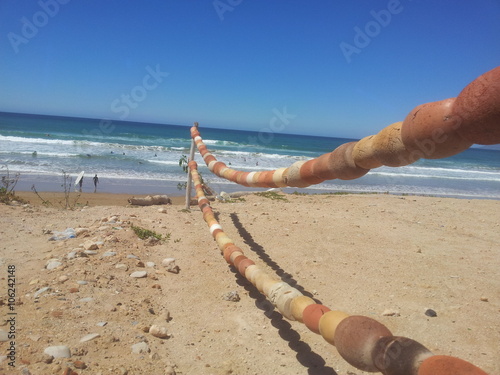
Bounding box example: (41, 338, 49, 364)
(84, 250, 98, 255)
(41, 353, 54, 364)
(223, 291, 240, 302)
(158, 208, 167, 213)
(130, 271, 147, 278)
(480, 297, 489, 302)
(73, 360, 87, 369)
(102, 251, 117, 257)
(115, 263, 129, 271)
(127, 254, 139, 259)
(76, 280, 88, 285)
(162, 258, 180, 274)
(46, 260, 63, 270)
(75, 228, 89, 237)
(165, 365, 176, 375)
(96, 322, 108, 327)
(79, 297, 94, 303)
(80, 333, 100, 343)
(34, 287, 52, 298)
(382, 309, 400, 317)
(58, 275, 69, 283)
(149, 325, 170, 339)
(425, 308, 437, 317)
(44, 345, 71, 358)
(83, 240, 99, 250)
(146, 261, 156, 268)
(131, 341, 150, 354)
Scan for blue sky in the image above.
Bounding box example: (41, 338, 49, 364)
(1, 1, 499, 139)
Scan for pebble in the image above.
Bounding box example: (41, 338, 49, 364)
(115, 263, 129, 271)
(77, 280, 88, 285)
(162, 258, 180, 274)
(73, 360, 87, 369)
(223, 291, 240, 302)
(80, 333, 100, 342)
(130, 271, 147, 278)
(84, 250, 98, 255)
(83, 240, 99, 250)
(29, 279, 39, 285)
(75, 228, 89, 236)
(46, 260, 63, 270)
(67, 251, 77, 259)
(480, 297, 489, 302)
(127, 254, 139, 259)
(146, 262, 156, 268)
(34, 287, 52, 298)
(131, 341, 150, 354)
(165, 365, 176, 375)
(102, 251, 117, 257)
(381, 309, 400, 317)
(96, 321, 108, 327)
(44, 345, 71, 358)
(79, 297, 94, 303)
(425, 308, 437, 317)
(149, 325, 170, 339)
(59, 275, 69, 283)
(158, 208, 167, 213)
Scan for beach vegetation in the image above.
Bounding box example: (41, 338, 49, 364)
(131, 225, 169, 241)
(0, 166, 27, 205)
(255, 191, 289, 201)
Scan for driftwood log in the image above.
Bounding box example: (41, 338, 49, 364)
(128, 195, 171, 206)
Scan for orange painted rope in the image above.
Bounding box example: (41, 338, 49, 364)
(191, 66, 500, 189)
(188, 160, 490, 375)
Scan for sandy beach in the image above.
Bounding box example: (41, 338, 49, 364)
(0, 191, 499, 375)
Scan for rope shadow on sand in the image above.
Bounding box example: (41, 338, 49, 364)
(225, 212, 337, 375)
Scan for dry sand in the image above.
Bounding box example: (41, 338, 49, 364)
(0, 191, 499, 375)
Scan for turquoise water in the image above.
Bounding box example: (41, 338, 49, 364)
(1, 112, 499, 198)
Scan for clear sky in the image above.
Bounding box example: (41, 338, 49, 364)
(1, 0, 499, 139)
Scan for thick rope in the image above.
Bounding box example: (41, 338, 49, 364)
(191, 66, 499, 189)
(188, 159, 489, 375)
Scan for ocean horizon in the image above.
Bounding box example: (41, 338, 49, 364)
(1, 111, 499, 199)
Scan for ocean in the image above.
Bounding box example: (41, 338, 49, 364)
(1, 112, 499, 199)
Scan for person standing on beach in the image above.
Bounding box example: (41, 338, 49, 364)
(93, 174, 99, 193)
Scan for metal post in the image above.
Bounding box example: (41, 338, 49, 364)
(185, 122, 198, 210)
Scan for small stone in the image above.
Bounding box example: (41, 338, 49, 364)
(73, 360, 87, 369)
(51, 364, 62, 373)
(146, 262, 156, 268)
(136, 260, 145, 267)
(67, 251, 77, 259)
(79, 297, 94, 303)
(69, 287, 79, 293)
(425, 308, 437, 317)
(158, 208, 167, 213)
(162, 258, 179, 273)
(84, 250, 98, 255)
(83, 240, 99, 250)
(127, 254, 139, 259)
(131, 341, 150, 354)
(29, 279, 39, 285)
(97, 321, 108, 327)
(75, 228, 89, 236)
(58, 275, 69, 283)
(223, 291, 240, 302)
(130, 271, 147, 278)
(381, 309, 400, 317)
(41, 353, 54, 364)
(151, 284, 161, 289)
(115, 263, 129, 271)
(44, 345, 71, 358)
(480, 297, 489, 302)
(34, 287, 52, 298)
(46, 260, 63, 270)
(149, 324, 170, 339)
(80, 333, 100, 342)
(102, 251, 117, 257)
(77, 280, 88, 285)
